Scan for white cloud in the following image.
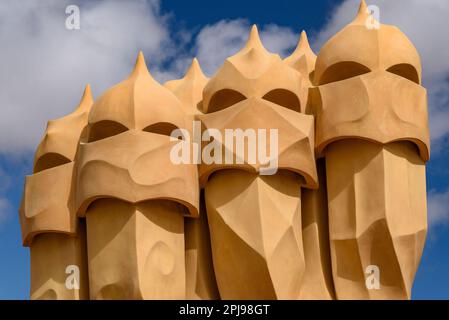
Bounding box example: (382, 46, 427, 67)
(0, 156, 33, 226)
(0, 0, 174, 153)
(194, 19, 297, 76)
(0, 167, 11, 193)
(1, 0, 447, 151)
(428, 190, 449, 228)
(1, 0, 447, 159)
(0, 1, 298, 153)
(312, 0, 449, 146)
(0, 197, 12, 225)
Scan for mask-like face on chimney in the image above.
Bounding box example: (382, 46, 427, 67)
(74, 53, 200, 300)
(313, 8, 430, 161)
(198, 26, 317, 188)
(311, 2, 430, 300)
(197, 25, 319, 300)
(19, 85, 93, 300)
(20, 85, 92, 246)
(75, 53, 199, 217)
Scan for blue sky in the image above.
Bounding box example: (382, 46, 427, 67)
(0, 0, 448, 299)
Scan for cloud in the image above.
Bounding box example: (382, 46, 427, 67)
(0, 197, 12, 225)
(0, 1, 299, 154)
(1, 0, 447, 151)
(194, 19, 298, 76)
(0, 0, 175, 153)
(0, 167, 11, 193)
(313, 0, 449, 146)
(2, 0, 447, 166)
(427, 189, 449, 228)
(0, 166, 13, 224)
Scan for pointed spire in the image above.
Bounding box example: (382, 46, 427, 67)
(129, 51, 152, 79)
(291, 30, 315, 57)
(164, 57, 209, 115)
(299, 31, 310, 50)
(358, 0, 368, 14)
(226, 24, 274, 77)
(284, 30, 316, 77)
(241, 24, 268, 53)
(83, 83, 92, 98)
(75, 83, 94, 113)
(185, 57, 207, 81)
(352, 0, 381, 27)
(353, 0, 376, 25)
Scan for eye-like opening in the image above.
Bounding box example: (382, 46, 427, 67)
(207, 89, 246, 113)
(386, 64, 420, 84)
(88, 120, 128, 142)
(318, 61, 371, 85)
(34, 153, 71, 173)
(143, 122, 181, 138)
(262, 89, 302, 112)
